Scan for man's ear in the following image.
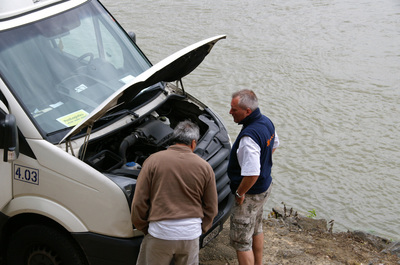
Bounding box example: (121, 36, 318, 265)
(246, 108, 252, 115)
(190, 139, 197, 151)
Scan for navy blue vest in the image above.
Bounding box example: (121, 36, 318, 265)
(228, 108, 275, 194)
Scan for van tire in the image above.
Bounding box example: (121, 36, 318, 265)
(6, 224, 87, 265)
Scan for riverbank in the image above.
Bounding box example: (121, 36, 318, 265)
(199, 207, 400, 265)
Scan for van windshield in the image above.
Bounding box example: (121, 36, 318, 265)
(0, 1, 151, 138)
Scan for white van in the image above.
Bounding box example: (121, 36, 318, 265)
(0, 0, 234, 264)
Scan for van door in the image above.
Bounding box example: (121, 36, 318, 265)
(0, 107, 12, 209)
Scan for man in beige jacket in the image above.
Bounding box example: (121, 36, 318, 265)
(131, 120, 218, 265)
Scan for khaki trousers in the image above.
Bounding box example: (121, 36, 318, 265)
(136, 234, 199, 265)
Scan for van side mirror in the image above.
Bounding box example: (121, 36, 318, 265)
(0, 114, 19, 162)
(128, 31, 136, 43)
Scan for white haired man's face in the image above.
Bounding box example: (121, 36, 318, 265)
(229, 96, 251, 124)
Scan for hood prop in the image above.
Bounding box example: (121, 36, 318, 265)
(180, 79, 185, 95)
(176, 79, 185, 96)
(65, 124, 93, 161)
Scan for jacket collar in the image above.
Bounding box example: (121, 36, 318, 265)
(239, 107, 261, 127)
(169, 144, 193, 153)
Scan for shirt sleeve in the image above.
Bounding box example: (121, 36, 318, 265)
(237, 136, 261, 176)
(273, 130, 280, 149)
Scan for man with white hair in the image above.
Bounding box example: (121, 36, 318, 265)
(228, 89, 279, 265)
(131, 120, 218, 265)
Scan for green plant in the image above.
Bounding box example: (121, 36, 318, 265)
(307, 209, 317, 218)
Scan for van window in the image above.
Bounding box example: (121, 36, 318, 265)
(59, 16, 124, 69)
(0, 1, 151, 139)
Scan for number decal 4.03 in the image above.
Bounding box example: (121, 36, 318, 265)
(14, 164, 39, 185)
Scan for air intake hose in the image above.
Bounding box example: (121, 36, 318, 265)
(119, 132, 139, 164)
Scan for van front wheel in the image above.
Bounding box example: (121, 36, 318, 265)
(7, 225, 87, 265)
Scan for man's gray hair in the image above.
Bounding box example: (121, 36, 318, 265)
(232, 89, 258, 111)
(172, 120, 200, 145)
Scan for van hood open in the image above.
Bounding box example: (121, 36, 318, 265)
(59, 35, 226, 143)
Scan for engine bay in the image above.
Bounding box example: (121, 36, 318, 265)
(80, 94, 210, 179)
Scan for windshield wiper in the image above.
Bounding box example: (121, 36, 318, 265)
(131, 82, 165, 100)
(99, 109, 139, 121)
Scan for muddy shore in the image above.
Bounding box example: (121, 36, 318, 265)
(199, 207, 400, 265)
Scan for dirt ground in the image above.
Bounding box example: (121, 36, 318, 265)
(199, 208, 400, 265)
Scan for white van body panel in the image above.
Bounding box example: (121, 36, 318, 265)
(3, 196, 87, 232)
(0, 0, 85, 29)
(10, 142, 135, 238)
(0, 0, 63, 20)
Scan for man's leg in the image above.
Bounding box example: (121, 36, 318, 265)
(231, 186, 273, 265)
(174, 238, 199, 265)
(252, 232, 264, 265)
(137, 234, 174, 265)
(236, 232, 263, 265)
(252, 184, 272, 265)
(230, 199, 255, 265)
(230, 209, 254, 265)
(236, 250, 254, 265)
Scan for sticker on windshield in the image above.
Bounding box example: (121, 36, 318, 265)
(120, 75, 135, 84)
(50, 101, 64, 108)
(75, 84, 88, 93)
(57, 109, 89, 127)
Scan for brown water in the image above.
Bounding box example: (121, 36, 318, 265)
(102, 0, 400, 240)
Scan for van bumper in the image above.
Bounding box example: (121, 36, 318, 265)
(73, 232, 143, 265)
(200, 193, 234, 248)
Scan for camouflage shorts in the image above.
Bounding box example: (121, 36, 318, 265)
(229, 184, 272, 251)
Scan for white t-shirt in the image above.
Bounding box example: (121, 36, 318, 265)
(149, 218, 202, 240)
(237, 131, 279, 176)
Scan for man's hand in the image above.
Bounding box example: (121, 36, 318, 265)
(235, 194, 245, 205)
(236, 175, 258, 206)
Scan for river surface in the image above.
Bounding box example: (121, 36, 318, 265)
(102, 0, 400, 240)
